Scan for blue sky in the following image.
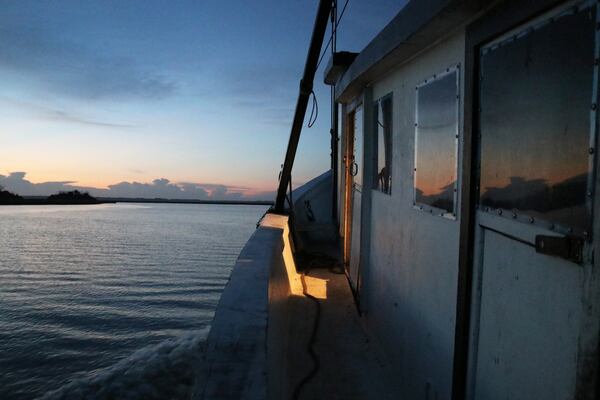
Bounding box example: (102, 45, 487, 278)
(0, 0, 405, 200)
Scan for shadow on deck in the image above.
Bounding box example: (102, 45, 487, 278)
(286, 266, 400, 400)
(192, 213, 400, 399)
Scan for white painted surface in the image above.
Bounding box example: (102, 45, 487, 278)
(472, 228, 582, 400)
(362, 31, 466, 400)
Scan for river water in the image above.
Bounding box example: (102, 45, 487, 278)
(0, 203, 267, 399)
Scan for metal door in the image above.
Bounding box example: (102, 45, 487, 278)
(470, 4, 597, 399)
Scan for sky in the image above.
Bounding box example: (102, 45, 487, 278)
(0, 0, 405, 200)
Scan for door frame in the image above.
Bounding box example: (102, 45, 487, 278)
(342, 96, 365, 298)
(454, 1, 600, 399)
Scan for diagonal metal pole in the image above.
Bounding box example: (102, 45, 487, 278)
(274, 0, 333, 213)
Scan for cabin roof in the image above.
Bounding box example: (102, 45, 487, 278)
(331, 0, 492, 102)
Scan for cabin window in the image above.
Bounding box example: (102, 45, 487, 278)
(373, 94, 393, 194)
(414, 67, 459, 216)
(478, 4, 595, 236)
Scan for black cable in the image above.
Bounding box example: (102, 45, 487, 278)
(292, 267, 321, 400)
(315, 0, 350, 71)
(291, 252, 344, 398)
(307, 90, 319, 128)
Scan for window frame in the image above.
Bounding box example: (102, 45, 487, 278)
(373, 92, 394, 195)
(476, 1, 597, 238)
(413, 65, 461, 219)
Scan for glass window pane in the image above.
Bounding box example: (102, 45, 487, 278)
(479, 7, 595, 234)
(415, 71, 458, 214)
(374, 95, 393, 194)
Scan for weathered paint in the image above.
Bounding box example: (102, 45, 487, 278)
(363, 31, 466, 400)
(332, 1, 600, 398)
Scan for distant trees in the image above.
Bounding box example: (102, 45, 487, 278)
(0, 188, 100, 205)
(46, 190, 99, 204)
(0, 186, 24, 204)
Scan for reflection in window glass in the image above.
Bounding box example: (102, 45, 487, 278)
(373, 95, 393, 194)
(479, 7, 595, 234)
(415, 70, 458, 214)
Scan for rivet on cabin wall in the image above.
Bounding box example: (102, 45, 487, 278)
(589, 147, 595, 154)
(592, 103, 597, 110)
(497, 209, 502, 215)
(512, 212, 517, 219)
(529, 216, 534, 223)
(587, 191, 593, 197)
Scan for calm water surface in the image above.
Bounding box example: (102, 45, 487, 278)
(0, 203, 267, 399)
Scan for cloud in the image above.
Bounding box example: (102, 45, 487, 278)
(0, 96, 134, 128)
(103, 178, 203, 199)
(0, 25, 176, 100)
(0, 172, 274, 201)
(48, 110, 134, 128)
(0, 172, 77, 196)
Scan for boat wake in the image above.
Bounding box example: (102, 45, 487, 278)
(40, 329, 208, 400)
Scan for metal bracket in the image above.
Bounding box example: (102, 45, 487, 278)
(535, 235, 584, 264)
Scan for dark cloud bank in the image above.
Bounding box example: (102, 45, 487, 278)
(0, 172, 274, 201)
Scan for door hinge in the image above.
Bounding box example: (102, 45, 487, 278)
(535, 235, 584, 264)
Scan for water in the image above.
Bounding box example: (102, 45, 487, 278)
(0, 203, 267, 399)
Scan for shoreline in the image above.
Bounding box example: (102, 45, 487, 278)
(0, 197, 273, 206)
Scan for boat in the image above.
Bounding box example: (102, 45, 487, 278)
(192, 0, 600, 399)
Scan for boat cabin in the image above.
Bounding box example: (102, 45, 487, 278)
(325, 0, 600, 398)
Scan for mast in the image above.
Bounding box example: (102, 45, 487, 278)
(274, 0, 333, 213)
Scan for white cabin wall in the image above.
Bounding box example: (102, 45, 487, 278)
(364, 31, 465, 400)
